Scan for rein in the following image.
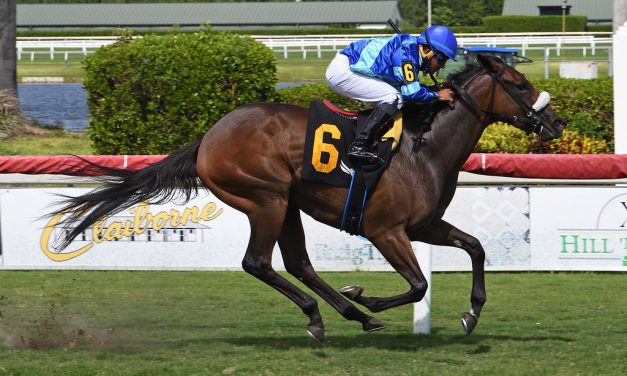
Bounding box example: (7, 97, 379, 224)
(448, 68, 548, 135)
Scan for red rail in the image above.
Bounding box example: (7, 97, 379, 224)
(0, 154, 626, 179)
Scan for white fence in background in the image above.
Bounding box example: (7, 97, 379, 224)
(257, 33, 613, 59)
(16, 33, 614, 61)
(16, 37, 117, 62)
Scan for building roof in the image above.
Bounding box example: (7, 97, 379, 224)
(17, 1, 401, 29)
(503, 0, 612, 22)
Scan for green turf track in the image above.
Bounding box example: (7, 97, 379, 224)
(0, 271, 624, 375)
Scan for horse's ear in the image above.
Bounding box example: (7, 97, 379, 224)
(476, 54, 504, 73)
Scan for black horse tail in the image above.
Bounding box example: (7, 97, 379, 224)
(51, 139, 203, 249)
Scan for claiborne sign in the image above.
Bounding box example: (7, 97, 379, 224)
(40, 202, 223, 262)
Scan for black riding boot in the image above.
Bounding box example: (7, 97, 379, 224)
(348, 102, 398, 163)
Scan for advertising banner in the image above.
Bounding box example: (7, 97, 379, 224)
(530, 188, 627, 271)
(1, 187, 625, 271)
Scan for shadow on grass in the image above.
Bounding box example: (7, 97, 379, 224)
(0, 326, 575, 354)
(170, 329, 574, 352)
(215, 334, 574, 353)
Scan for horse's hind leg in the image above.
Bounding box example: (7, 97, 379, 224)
(278, 204, 385, 338)
(241, 206, 324, 341)
(340, 227, 430, 313)
(410, 219, 486, 335)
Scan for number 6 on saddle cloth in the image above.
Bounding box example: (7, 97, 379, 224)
(302, 99, 424, 236)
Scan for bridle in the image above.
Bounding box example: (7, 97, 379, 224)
(448, 66, 551, 135)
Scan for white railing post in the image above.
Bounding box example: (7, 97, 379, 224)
(613, 22, 627, 154)
(592, 39, 596, 55)
(544, 47, 550, 79)
(413, 243, 432, 334)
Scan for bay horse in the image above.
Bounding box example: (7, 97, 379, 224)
(52, 55, 566, 342)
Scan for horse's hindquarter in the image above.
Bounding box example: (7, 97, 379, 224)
(196, 103, 308, 214)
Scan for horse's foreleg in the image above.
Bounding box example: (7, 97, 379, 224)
(278, 205, 385, 337)
(242, 206, 324, 342)
(410, 219, 486, 335)
(340, 228, 429, 313)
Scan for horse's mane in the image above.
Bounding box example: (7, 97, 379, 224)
(403, 63, 484, 131)
(446, 62, 484, 86)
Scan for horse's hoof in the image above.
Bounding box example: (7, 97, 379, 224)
(363, 317, 386, 332)
(339, 285, 364, 300)
(461, 312, 478, 335)
(307, 324, 325, 343)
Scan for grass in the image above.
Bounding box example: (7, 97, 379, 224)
(0, 129, 94, 155)
(17, 54, 86, 83)
(0, 271, 624, 375)
(274, 51, 337, 83)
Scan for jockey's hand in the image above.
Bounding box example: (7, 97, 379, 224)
(437, 88, 455, 102)
(438, 82, 452, 89)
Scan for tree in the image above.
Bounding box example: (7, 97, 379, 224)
(0, 0, 17, 94)
(433, 5, 459, 27)
(398, 0, 427, 28)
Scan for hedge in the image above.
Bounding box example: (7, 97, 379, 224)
(528, 77, 613, 148)
(483, 16, 588, 33)
(476, 124, 610, 154)
(83, 29, 277, 154)
(586, 25, 613, 32)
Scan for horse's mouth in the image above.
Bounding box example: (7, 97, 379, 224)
(538, 118, 567, 141)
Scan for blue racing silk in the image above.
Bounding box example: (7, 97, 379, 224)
(340, 34, 438, 103)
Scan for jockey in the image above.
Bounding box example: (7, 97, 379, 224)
(326, 25, 458, 163)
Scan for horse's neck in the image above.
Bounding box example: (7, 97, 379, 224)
(412, 107, 485, 178)
(424, 79, 492, 175)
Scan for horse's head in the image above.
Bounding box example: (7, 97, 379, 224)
(471, 54, 567, 141)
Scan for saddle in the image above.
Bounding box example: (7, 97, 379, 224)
(301, 100, 436, 235)
(301, 99, 446, 235)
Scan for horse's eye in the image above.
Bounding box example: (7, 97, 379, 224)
(515, 82, 529, 91)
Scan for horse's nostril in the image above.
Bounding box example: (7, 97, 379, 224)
(555, 119, 567, 128)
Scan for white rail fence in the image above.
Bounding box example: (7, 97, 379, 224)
(17, 33, 614, 61)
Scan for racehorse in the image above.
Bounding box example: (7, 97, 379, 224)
(51, 54, 566, 342)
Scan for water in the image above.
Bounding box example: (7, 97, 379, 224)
(17, 82, 306, 132)
(18, 83, 88, 131)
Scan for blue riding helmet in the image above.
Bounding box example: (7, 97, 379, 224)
(417, 25, 458, 62)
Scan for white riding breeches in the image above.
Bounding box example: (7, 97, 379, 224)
(325, 53, 403, 108)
